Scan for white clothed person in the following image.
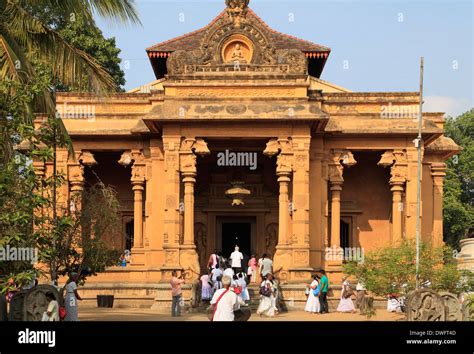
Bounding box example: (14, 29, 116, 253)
(256, 279, 277, 317)
(238, 276, 250, 302)
(387, 297, 401, 312)
(211, 268, 223, 283)
(260, 258, 273, 277)
(230, 247, 243, 268)
(42, 300, 59, 321)
(336, 280, 356, 313)
(210, 279, 240, 321)
(304, 279, 320, 313)
(223, 268, 234, 279)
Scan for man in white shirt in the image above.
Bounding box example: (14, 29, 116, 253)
(229, 245, 243, 273)
(210, 276, 239, 321)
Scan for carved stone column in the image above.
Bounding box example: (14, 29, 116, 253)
(290, 135, 312, 281)
(431, 162, 446, 247)
(328, 150, 356, 257)
(120, 150, 145, 249)
(405, 147, 424, 239)
(182, 172, 196, 246)
(264, 138, 294, 279)
(378, 150, 407, 244)
(179, 138, 210, 280)
(277, 171, 291, 247)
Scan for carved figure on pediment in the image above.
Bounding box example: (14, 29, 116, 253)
(231, 44, 246, 62)
(225, 0, 250, 27)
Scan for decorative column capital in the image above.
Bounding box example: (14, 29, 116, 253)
(277, 170, 291, 181)
(68, 164, 85, 193)
(264, 138, 294, 174)
(78, 151, 97, 167)
(328, 149, 356, 184)
(179, 138, 210, 174)
(431, 162, 447, 179)
(182, 173, 197, 184)
(132, 183, 144, 191)
(378, 150, 408, 185)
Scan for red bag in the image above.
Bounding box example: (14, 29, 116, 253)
(233, 286, 242, 295)
(59, 306, 67, 320)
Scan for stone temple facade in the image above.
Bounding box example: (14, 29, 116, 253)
(42, 0, 459, 307)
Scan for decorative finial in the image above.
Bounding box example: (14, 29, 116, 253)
(225, 0, 250, 27)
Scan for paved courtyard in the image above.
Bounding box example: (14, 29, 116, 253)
(78, 307, 405, 321)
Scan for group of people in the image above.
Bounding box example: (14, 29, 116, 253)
(42, 272, 82, 321)
(304, 272, 357, 314)
(180, 246, 278, 321)
(2, 272, 82, 322)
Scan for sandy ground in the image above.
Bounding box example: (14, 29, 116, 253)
(78, 307, 405, 321)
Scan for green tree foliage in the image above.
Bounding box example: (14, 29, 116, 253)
(30, 8, 126, 91)
(0, 0, 139, 129)
(0, 74, 52, 289)
(443, 109, 474, 248)
(343, 241, 474, 297)
(0, 75, 122, 290)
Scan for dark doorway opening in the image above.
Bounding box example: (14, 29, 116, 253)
(125, 220, 134, 251)
(340, 220, 350, 250)
(221, 222, 251, 259)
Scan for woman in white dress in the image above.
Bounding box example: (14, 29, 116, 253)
(64, 273, 82, 321)
(336, 278, 356, 313)
(256, 274, 277, 317)
(305, 274, 321, 314)
(237, 273, 250, 303)
(200, 273, 212, 302)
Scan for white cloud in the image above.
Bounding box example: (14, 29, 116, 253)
(424, 96, 473, 117)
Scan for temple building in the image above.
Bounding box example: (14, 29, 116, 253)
(46, 0, 459, 307)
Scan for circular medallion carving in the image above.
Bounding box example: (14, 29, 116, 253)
(221, 34, 254, 64)
(226, 105, 247, 115)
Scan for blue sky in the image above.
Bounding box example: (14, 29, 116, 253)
(95, 0, 473, 117)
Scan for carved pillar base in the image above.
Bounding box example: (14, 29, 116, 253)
(160, 245, 182, 282)
(273, 245, 292, 282)
(179, 245, 200, 282)
(288, 247, 312, 282)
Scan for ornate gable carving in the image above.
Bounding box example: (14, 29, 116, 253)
(166, 1, 307, 75)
